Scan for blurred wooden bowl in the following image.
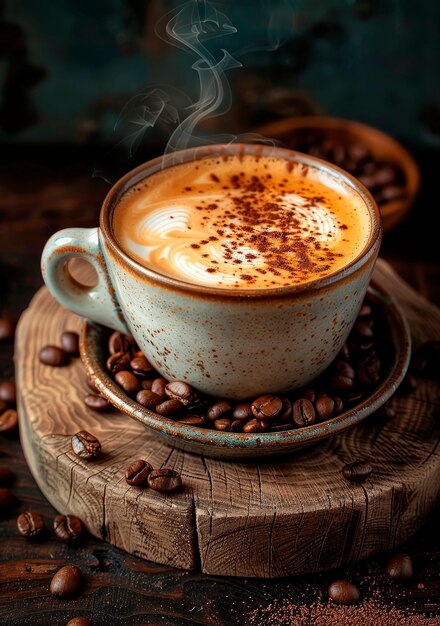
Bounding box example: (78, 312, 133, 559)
(256, 116, 420, 233)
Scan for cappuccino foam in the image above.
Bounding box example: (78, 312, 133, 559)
(113, 153, 371, 289)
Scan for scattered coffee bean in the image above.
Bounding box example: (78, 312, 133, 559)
(232, 403, 253, 421)
(106, 351, 131, 374)
(114, 370, 141, 396)
(39, 345, 67, 367)
(83, 394, 110, 412)
(251, 395, 283, 420)
(165, 381, 196, 406)
(342, 460, 372, 483)
(136, 389, 164, 409)
(155, 399, 184, 416)
(71, 431, 101, 460)
(86, 375, 99, 393)
(66, 618, 93, 626)
(50, 565, 83, 598)
(61, 331, 80, 356)
(130, 356, 155, 378)
(207, 401, 233, 421)
(0, 487, 14, 514)
(374, 403, 396, 420)
(314, 396, 335, 421)
(0, 408, 18, 432)
(0, 465, 15, 486)
(328, 580, 360, 605)
(148, 468, 182, 493)
(386, 552, 413, 580)
(108, 331, 135, 355)
(0, 316, 15, 341)
(125, 459, 153, 487)
(53, 514, 83, 543)
(0, 380, 16, 405)
(292, 399, 316, 427)
(16, 511, 45, 539)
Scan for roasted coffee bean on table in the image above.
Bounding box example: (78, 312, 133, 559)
(16, 511, 45, 539)
(71, 431, 101, 460)
(66, 618, 93, 626)
(386, 552, 414, 580)
(53, 514, 84, 543)
(342, 460, 373, 483)
(328, 579, 361, 605)
(148, 468, 182, 493)
(125, 459, 153, 486)
(100, 296, 395, 434)
(0, 380, 16, 405)
(61, 331, 80, 356)
(83, 394, 110, 412)
(0, 316, 16, 341)
(50, 565, 83, 598)
(0, 408, 18, 432)
(39, 345, 68, 367)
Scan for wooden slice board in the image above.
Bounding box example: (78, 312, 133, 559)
(15, 259, 440, 578)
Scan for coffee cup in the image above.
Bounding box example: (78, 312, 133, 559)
(41, 144, 381, 400)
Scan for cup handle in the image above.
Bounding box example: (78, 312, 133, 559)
(41, 227, 129, 333)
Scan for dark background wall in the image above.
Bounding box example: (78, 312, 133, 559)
(1, 0, 439, 149)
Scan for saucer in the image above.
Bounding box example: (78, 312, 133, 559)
(80, 282, 411, 459)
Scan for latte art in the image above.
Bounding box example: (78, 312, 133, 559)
(114, 154, 371, 288)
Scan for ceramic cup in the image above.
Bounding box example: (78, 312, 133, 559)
(41, 144, 382, 400)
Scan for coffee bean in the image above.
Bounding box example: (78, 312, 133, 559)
(251, 395, 283, 420)
(343, 389, 365, 404)
(136, 389, 163, 409)
(151, 377, 168, 396)
(0, 316, 15, 341)
(358, 303, 373, 318)
(165, 381, 196, 406)
(16, 511, 45, 539)
(106, 351, 131, 374)
(125, 459, 153, 487)
(0, 399, 7, 413)
(338, 343, 350, 361)
(0, 487, 14, 514)
(329, 360, 355, 380)
(242, 418, 265, 433)
(374, 403, 396, 420)
(130, 356, 155, 378)
(292, 399, 316, 427)
(232, 403, 253, 421)
(39, 345, 67, 367)
(0, 380, 16, 405)
(86, 375, 99, 393)
(61, 331, 80, 356)
(333, 397, 344, 415)
(327, 375, 354, 395)
(114, 370, 141, 396)
(207, 401, 233, 421)
(155, 399, 184, 417)
(53, 514, 84, 543)
(83, 394, 110, 412)
(350, 321, 374, 350)
(386, 552, 413, 580)
(213, 418, 233, 431)
(378, 184, 405, 203)
(328, 580, 360, 605)
(0, 408, 18, 432)
(50, 565, 83, 598)
(297, 388, 316, 403)
(278, 396, 292, 421)
(148, 468, 182, 493)
(270, 423, 294, 432)
(342, 460, 372, 482)
(178, 414, 207, 427)
(141, 379, 154, 390)
(356, 354, 381, 385)
(0, 465, 15, 486)
(108, 331, 134, 355)
(71, 431, 101, 460)
(229, 420, 243, 432)
(66, 618, 93, 626)
(315, 396, 335, 421)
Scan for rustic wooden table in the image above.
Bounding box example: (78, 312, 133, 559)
(1, 147, 439, 625)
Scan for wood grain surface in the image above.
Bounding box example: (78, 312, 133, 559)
(15, 259, 440, 578)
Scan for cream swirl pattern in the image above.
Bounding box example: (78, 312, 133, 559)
(114, 154, 371, 289)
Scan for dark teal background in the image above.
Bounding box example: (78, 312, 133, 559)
(1, 0, 439, 146)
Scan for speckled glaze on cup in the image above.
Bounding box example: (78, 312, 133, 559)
(41, 144, 382, 400)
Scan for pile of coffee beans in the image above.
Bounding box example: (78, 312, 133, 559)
(284, 128, 407, 207)
(95, 297, 395, 435)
